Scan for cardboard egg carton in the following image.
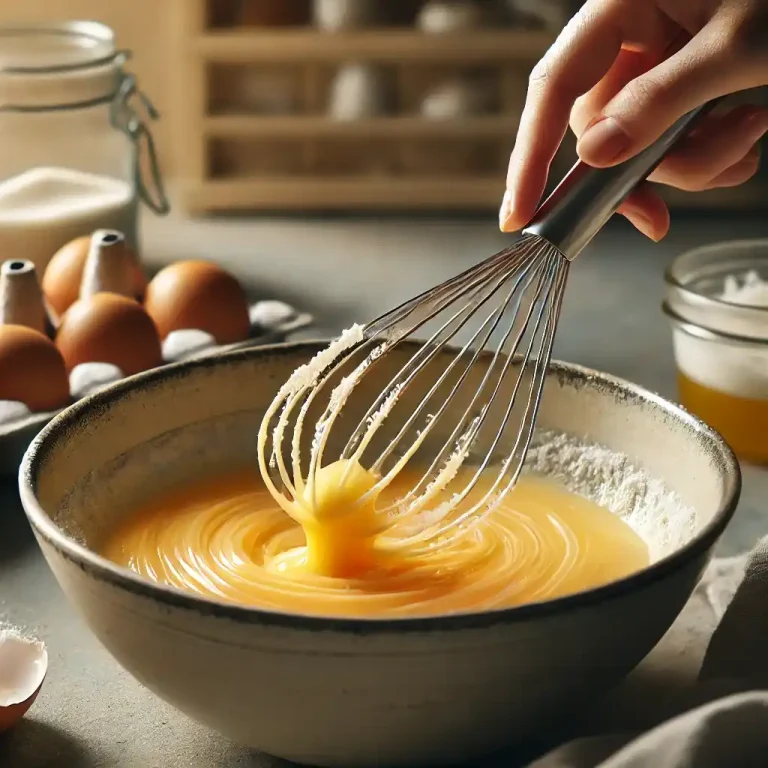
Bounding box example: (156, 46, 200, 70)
(0, 297, 312, 474)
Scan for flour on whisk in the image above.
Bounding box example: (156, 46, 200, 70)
(276, 324, 365, 401)
(525, 431, 696, 560)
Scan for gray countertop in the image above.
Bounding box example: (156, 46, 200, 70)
(2, 211, 768, 767)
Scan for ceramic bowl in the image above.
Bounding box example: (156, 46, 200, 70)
(19, 342, 740, 767)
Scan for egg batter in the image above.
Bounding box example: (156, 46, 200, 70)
(101, 463, 649, 618)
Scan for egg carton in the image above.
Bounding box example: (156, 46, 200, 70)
(0, 299, 312, 475)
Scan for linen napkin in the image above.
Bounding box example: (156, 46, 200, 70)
(530, 537, 768, 767)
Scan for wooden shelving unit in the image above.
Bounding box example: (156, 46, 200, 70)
(175, 0, 768, 215)
(175, 0, 564, 214)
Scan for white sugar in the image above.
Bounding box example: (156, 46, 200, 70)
(721, 269, 768, 307)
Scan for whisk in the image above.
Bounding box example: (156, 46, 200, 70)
(258, 99, 719, 549)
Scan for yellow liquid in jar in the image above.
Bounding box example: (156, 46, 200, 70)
(678, 372, 768, 464)
(101, 466, 649, 618)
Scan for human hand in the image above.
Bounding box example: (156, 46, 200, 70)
(500, 0, 768, 241)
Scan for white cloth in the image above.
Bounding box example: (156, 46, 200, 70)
(531, 538, 768, 767)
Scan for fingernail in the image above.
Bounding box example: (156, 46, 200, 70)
(577, 116, 631, 166)
(499, 189, 513, 232)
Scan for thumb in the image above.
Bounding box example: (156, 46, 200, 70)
(576, 26, 751, 167)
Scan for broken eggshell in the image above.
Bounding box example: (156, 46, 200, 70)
(0, 629, 48, 733)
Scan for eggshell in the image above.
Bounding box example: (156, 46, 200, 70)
(0, 629, 48, 733)
(43, 234, 147, 317)
(0, 325, 70, 411)
(56, 293, 162, 375)
(144, 260, 251, 344)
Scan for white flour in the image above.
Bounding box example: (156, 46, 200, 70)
(525, 431, 696, 561)
(0, 166, 135, 273)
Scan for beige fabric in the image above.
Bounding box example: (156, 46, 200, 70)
(531, 539, 768, 767)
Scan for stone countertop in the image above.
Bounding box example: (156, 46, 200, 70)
(1, 211, 767, 767)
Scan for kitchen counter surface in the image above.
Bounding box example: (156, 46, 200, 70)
(2, 210, 767, 767)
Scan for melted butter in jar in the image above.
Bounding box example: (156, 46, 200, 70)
(101, 463, 649, 618)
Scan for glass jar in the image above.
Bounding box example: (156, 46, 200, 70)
(663, 239, 768, 464)
(0, 20, 169, 273)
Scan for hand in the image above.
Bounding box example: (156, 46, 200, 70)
(500, 0, 768, 241)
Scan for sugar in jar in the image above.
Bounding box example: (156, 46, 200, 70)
(0, 21, 169, 273)
(664, 240, 768, 464)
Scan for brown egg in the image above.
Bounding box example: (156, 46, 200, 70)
(43, 234, 147, 317)
(0, 325, 70, 411)
(56, 293, 162, 375)
(144, 260, 251, 344)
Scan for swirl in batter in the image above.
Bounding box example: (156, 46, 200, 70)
(101, 466, 649, 618)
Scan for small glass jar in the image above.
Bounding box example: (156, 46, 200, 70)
(0, 21, 169, 273)
(663, 239, 768, 464)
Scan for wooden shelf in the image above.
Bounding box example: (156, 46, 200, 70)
(177, 1, 768, 215)
(195, 29, 555, 63)
(184, 177, 768, 214)
(184, 177, 505, 212)
(204, 115, 520, 140)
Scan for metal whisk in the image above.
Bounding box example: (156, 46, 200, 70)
(258, 100, 718, 548)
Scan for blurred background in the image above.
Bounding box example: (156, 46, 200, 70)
(0, 0, 766, 384)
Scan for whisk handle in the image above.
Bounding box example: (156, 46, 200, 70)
(523, 98, 724, 261)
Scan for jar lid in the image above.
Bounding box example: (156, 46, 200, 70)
(0, 21, 122, 110)
(664, 239, 768, 344)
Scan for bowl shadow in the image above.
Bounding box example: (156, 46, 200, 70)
(0, 719, 96, 767)
(0, 480, 36, 565)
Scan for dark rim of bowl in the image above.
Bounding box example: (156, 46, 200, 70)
(19, 340, 742, 635)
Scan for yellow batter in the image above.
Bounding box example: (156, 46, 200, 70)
(101, 462, 649, 618)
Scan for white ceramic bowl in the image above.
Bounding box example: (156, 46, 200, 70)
(19, 343, 740, 767)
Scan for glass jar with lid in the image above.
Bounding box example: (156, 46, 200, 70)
(0, 20, 169, 273)
(663, 240, 768, 464)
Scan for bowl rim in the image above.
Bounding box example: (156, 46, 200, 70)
(19, 340, 742, 634)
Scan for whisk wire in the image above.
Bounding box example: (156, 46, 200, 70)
(373, 248, 552, 517)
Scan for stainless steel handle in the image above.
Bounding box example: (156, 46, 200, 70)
(522, 99, 723, 260)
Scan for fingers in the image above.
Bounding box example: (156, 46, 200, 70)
(618, 185, 670, 241)
(708, 146, 761, 188)
(570, 48, 662, 138)
(499, 0, 677, 233)
(614, 106, 767, 241)
(576, 20, 764, 168)
(648, 105, 768, 190)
